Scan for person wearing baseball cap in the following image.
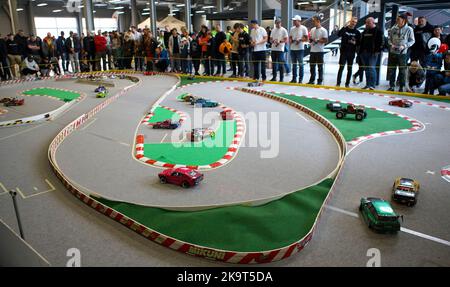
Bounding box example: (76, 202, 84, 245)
(386, 13, 415, 92)
(289, 15, 308, 83)
(250, 19, 268, 81)
(269, 18, 288, 82)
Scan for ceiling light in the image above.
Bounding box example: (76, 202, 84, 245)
(52, 9, 62, 12)
(203, 5, 215, 9)
(297, 1, 310, 4)
(195, 10, 205, 13)
(115, 11, 124, 14)
(176, 4, 185, 7)
(143, 8, 150, 11)
(16, 8, 24, 11)
(113, 6, 124, 9)
(142, 12, 150, 15)
(37, 3, 48, 7)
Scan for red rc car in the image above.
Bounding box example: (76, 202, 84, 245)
(389, 99, 413, 108)
(158, 167, 204, 188)
(151, 119, 181, 129)
(220, 110, 234, 120)
(3, 97, 24, 107)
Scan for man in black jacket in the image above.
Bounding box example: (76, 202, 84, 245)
(410, 16, 434, 65)
(6, 33, 22, 78)
(0, 34, 12, 80)
(56, 31, 68, 72)
(359, 17, 383, 90)
(82, 32, 96, 71)
(336, 17, 361, 87)
(213, 24, 227, 76)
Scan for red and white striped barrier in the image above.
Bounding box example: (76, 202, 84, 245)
(249, 89, 425, 147)
(136, 105, 245, 170)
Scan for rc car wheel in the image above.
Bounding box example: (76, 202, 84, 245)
(355, 113, 364, 121)
(159, 176, 167, 184)
(336, 111, 344, 119)
(182, 181, 190, 188)
(363, 111, 367, 118)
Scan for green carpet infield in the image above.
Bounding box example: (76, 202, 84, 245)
(148, 106, 180, 123)
(274, 93, 413, 141)
(22, 87, 81, 101)
(144, 119, 237, 166)
(95, 178, 333, 252)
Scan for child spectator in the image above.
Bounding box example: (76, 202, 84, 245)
(407, 61, 425, 92)
(180, 37, 190, 74)
(423, 38, 443, 94)
(437, 51, 450, 95)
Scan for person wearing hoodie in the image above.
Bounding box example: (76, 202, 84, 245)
(411, 16, 434, 65)
(94, 30, 107, 71)
(407, 61, 425, 92)
(436, 51, 450, 96)
(423, 38, 443, 95)
(387, 14, 415, 92)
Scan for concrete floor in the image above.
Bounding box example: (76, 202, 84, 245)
(0, 72, 449, 267)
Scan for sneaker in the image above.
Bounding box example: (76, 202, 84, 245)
(368, 87, 375, 90)
(345, 84, 350, 88)
(270, 77, 277, 82)
(317, 81, 323, 85)
(352, 75, 358, 84)
(398, 87, 404, 92)
(336, 83, 341, 87)
(362, 86, 370, 89)
(387, 87, 395, 91)
(290, 79, 297, 83)
(307, 81, 315, 85)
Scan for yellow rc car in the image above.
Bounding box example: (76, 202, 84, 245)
(392, 177, 420, 207)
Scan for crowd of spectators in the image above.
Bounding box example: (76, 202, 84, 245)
(0, 13, 449, 95)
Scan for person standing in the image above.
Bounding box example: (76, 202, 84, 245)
(250, 20, 268, 81)
(359, 17, 383, 90)
(94, 30, 107, 71)
(27, 35, 42, 64)
(168, 28, 181, 72)
(331, 25, 339, 56)
(307, 16, 328, 85)
(6, 34, 21, 78)
(289, 15, 308, 83)
(56, 31, 68, 72)
(111, 31, 123, 69)
(122, 31, 134, 69)
(190, 33, 201, 75)
(387, 14, 415, 92)
(230, 23, 240, 77)
(198, 26, 212, 76)
(213, 24, 227, 76)
(269, 19, 288, 82)
(336, 17, 361, 87)
(83, 32, 96, 71)
(0, 34, 12, 80)
(411, 16, 434, 65)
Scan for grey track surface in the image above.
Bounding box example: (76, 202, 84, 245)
(0, 77, 449, 266)
(55, 77, 339, 206)
(0, 82, 66, 122)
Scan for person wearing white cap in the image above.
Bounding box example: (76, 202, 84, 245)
(270, 18, 288, 82)
(289, 15, 308, 83)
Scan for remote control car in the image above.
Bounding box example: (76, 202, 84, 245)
(220, 110, 234, 120)
(248, 81, 263, 87)
(179, 93, 195, 102)
(151, 119, 181, 129)
(158, 167, 204, 188)
(192, 98, 219, 108)
(359, 197, 402, 233)
(96, 90, 108, 98)
(189, 97, 205, 105)
(109, 75, 116, 79)
(188, 128, 215, 142)
(336, 104, 367, 121)
(3, 97, 24, 107)
(95, 85, 107, 93)
(389, 99, 413, 108)
(0, 97, 12, 103)
(326, 102, 342, 112)
(392, 177, 420, 206)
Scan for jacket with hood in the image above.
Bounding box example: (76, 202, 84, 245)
(388, 24, 415, 54)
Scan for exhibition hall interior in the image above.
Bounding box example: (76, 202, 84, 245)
(0, 0, 449, 267)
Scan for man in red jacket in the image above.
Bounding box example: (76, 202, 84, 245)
(94, 30, 107, 71)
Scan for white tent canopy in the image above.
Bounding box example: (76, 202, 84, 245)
(138, 15, 187, 32)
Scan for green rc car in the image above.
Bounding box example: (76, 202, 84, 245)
(359, 197, 402, 233)
(96, 90, 108, 98)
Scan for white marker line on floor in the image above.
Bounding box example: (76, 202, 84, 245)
(118, 142, 130, 147)
(80, 117, 97, 130)
(0, 122, 46, 141)
(325, 205, 359, 218)
(426, 170, 435, 175)
(326, 205, 450, 247)
(296, 112, 310, 122)
(160, 133, 168, 143)
(0, 182, 8, 195)
(400, 227, 450, 247)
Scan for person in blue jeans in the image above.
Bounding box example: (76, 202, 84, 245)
(289, 15, 309, 83)
(358, 17, 383, 90)
(250, 20, 268, 81)
(269, 19, 288, 82)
